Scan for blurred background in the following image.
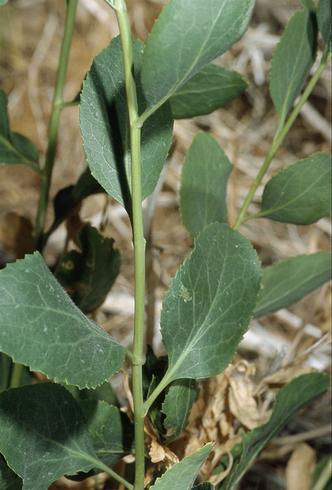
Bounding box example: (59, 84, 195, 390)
(0, 1, 331, 489)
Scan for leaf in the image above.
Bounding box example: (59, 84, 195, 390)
(170, 65, 248, 119)
(79, 400, 131, 467)
(49, 167, 104, 236)
(0, 384, 102, 490)
(0, 90, 39, 170)
(254, 252, 331, 318)
(160, 223, 261, 383)
(220, 373, 329, 489)
(0, 252, 125, 389)
(317, 0, 332, 48)
(180, 132, 232, 236)
(150, 443, 213, 490)
(162, 379, 197, 442)
(55, 224, 120, 313)
(140, 0, 255, 110)
(80, 36, 173, 207)
(300, 0, 317, 12)
(0, 0, 8, 5)
(269, 9, 317, 125)
(67, 382, 119, 406)
(260, 153, 331, 224)
(0, 455, 22, 490)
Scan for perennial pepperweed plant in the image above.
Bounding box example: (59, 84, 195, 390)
(0, 0, 331, 489)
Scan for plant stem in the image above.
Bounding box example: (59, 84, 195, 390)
(35, 0, 78, 249)
(115, 1, 146, 489)
(87, 458, 134, 490)
(233, 49, 331, 229)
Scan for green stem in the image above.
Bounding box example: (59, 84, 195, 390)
(233, 49, 331, 230)
(92, 459, 134, 490)
(114, 1, 146, 489)
(312, 458, 332, 490)
(9, 362, 24, 389)
(35, 0, 78, 249)
(143, 372, 171, 415)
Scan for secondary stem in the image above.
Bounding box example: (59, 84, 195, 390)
(35, 0, 78, 249)
(115, 1, 146, 489)
(233, 49, 331, 229)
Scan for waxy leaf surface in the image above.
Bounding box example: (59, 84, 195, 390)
(261, 153, 331, 224)
(221, 373, 329, 488)
(170, 65, 247, 119)
(254, 252, 331, 318)
(0, 90, 39, 170)
(141, 0, 255, 109)
(0, 252, 125, 388)
(180, 132, 232, 236)
(162, 379, 197, 441)
(270, 9, 317, 125)
(161, 223, 261, 383)
(80, 37, 173, 207)
(150, 443, 213, 490)
(0, 384, 99, 490)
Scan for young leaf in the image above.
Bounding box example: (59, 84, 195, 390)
(317, 0, 332, 48)
(150, 443, 213, 490)
(220, 373, 329, 488)
(260, 153, 331, 224)
(0, 456, 22, 490)
(269, 9, 317, 125)
(254, 252, 331, 318)
(180, 133, 232, 236)
(79, 400, 130, 467)
(161, 223, 261, 383)
(80, 36, 173, 207)
(55, 224, 120, 313)
(0, 384, 102, 490)
(162, 379, 197, 442)
(0, 252, 125, 389)
(170, 65, 248, 119)
(0, 90, 39, 170)
(140, 0, 255, 111)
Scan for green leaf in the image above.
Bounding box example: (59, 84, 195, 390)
(79, 400, 130, 467)
(0, 90, 39, 170)
(260, 153, 331, 224)
(170, 65, 248, 119)
(0, 0, 8, 5)
(269, 9, 318, 125)
(0, 252, 125, 389)
(67, 381, 119, 406)
(150, 443, 213, 490)
(0, 456, 22, 490)
(55, 224, 120, 313)
(317, 0, 332, 48)
(141, 0, 255, 110)
(300, 0, 317, 12)
(0, 384, 102, 490)
(180, 133, 232, 236)
(254, 252, 331, 318)
(162, 379, 197, 442)
(49, 167, 104, 236)
(160, 223, 261, 383)
(80, 36, 173, 207)
(220, 373, 329, 489)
